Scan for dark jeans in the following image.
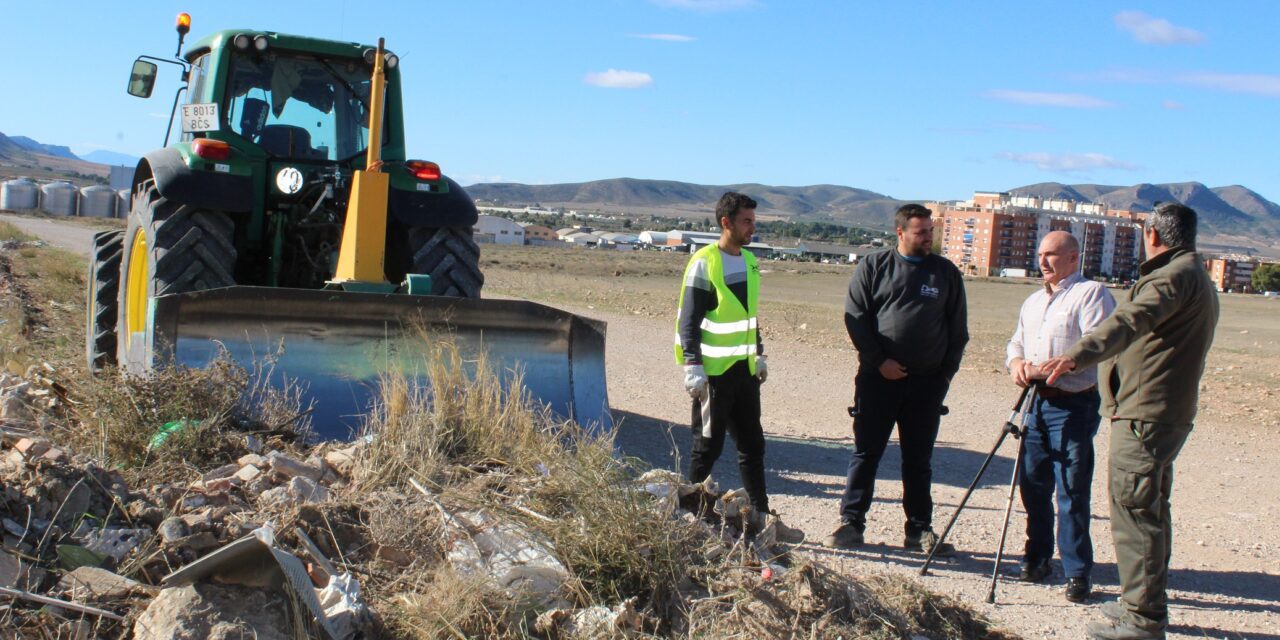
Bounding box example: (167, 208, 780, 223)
(1109, 419, 1193, 633)
(839, 370, 949, 534)
(688, 360, 768, 512)
(1019, 390, 1101, 578)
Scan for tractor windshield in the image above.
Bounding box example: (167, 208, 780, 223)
(225, 50, 377, 161)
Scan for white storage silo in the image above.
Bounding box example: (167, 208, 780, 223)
(1, 178, 40, 211)
(41, 181, 78, 216)
(79, 185, 116, 218)
(116, 189, 130, 219)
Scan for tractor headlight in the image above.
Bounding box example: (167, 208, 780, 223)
(233, 34, 250, 49)
(363, 48, 376, 66)
(253, 35, 269, 51)
(384, 53, 398, 69)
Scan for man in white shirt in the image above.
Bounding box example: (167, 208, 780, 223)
(1007, 230, 1116, 603)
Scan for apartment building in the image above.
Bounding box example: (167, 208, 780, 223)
(1206, 257, 1259, 292)
(929, 192, 1146, 279)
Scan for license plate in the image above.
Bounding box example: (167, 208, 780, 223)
(180, 103, 220, 133)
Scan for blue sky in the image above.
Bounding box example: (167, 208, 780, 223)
(2, 1, 1277, 202)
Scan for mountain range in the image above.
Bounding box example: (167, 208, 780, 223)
(0, 131, 139, 169)
(3, 131, 1277, 250)
(468, 178, 1280, 247)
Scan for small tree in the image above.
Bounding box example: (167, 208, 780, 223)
(1253, 263, 1280, 293)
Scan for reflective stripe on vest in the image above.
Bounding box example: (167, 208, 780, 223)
(673, 244, 759, 376)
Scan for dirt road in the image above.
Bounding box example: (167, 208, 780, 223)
(0, 213, 100, 255)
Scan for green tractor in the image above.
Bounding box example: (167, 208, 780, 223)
(88, 15, 608, 439)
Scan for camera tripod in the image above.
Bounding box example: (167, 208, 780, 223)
(919, 384, 1038, 604)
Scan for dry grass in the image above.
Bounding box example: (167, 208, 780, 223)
(66, 353, 311, 486)
(0, 222, 87, 375)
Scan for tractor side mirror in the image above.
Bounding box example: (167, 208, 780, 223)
(128, 59, 158, 98)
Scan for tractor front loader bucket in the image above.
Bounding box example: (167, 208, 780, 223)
(125, 287, 609, 440)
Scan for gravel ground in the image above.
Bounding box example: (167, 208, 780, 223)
(597, 307, 1280, 640)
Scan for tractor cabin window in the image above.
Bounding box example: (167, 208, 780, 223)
(224, 50, 383, 162)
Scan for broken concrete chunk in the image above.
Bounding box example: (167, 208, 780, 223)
(288, 476, 329, 503)
(233, 465, 262, 484)
(236, 453, 268, 468)
(267, 452, 323, 481)
(133, 583, 293, 640)
(323, 446, 357, 476)
(201, 463, 241, 482)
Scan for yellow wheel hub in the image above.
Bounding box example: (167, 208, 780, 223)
(125, 228, 149, 349)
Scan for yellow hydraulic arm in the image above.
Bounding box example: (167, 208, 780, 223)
(331, 37, 390, 289)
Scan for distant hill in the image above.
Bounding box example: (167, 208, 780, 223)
(8, 135, 78, 160)
(467, 178, 909, 229)
(1009, 181, 1279, 239)
(81, 150, 140, 166)
(0, 132, 108, 184)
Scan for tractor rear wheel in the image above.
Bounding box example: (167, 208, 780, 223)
(85, 230, 123, 373)
(117, 179, 237, 370)
(407, 226, 484, 298)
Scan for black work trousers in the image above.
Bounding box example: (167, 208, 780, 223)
(839, 369, 949, 534)
(688, 360, 768, 512)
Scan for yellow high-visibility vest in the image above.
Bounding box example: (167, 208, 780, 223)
(674, 244, 759, 376)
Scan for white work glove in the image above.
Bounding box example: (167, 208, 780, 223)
(756, 355, 768, 383)
(683, 365, 709, 399)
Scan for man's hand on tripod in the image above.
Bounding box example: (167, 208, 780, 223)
(1039, 355, 1076, 385)
(1008, 357, 1035, 387)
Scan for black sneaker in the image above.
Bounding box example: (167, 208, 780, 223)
(904, 529, 954, 556)
(1065, 577, 1091, 603)
(822, 522, 864, 548)
(1018, 558, 1052, 583)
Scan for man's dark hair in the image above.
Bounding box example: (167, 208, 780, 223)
(716, 192, 757, 223)
(1148, 202, 1197, 249)
(894, 203, 932, 230)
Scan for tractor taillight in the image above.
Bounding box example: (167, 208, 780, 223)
(407, 160, 440, 181)
(193, 138, 231, 161)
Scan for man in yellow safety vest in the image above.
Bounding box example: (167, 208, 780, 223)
(675, 192, 802, 543)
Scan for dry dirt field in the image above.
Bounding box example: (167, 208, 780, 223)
(481, 243, 1280, 640)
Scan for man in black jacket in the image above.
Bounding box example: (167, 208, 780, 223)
(824, 204, 969, 554)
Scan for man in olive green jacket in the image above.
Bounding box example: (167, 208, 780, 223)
(1041, 203, 1218, 640)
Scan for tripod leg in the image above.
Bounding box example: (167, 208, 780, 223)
(986, 435, 1026, 603)
(921, 426, 1012, 576)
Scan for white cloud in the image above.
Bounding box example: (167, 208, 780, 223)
(1114, 11, 1204, 45)
(998, 152, 1140, 173)
(584, 69, 653, 89)
(982, 89, 1114, 108)
(650, 0, 760, 11)
(1161, 100, 1185, 110)
(1176, 72, 1280, 97)
(630, 33, 696, 42)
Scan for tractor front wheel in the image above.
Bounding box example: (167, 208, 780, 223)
(116, 179, 238, 371)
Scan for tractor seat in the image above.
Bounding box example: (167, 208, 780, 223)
(258, 124, 314, 158)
